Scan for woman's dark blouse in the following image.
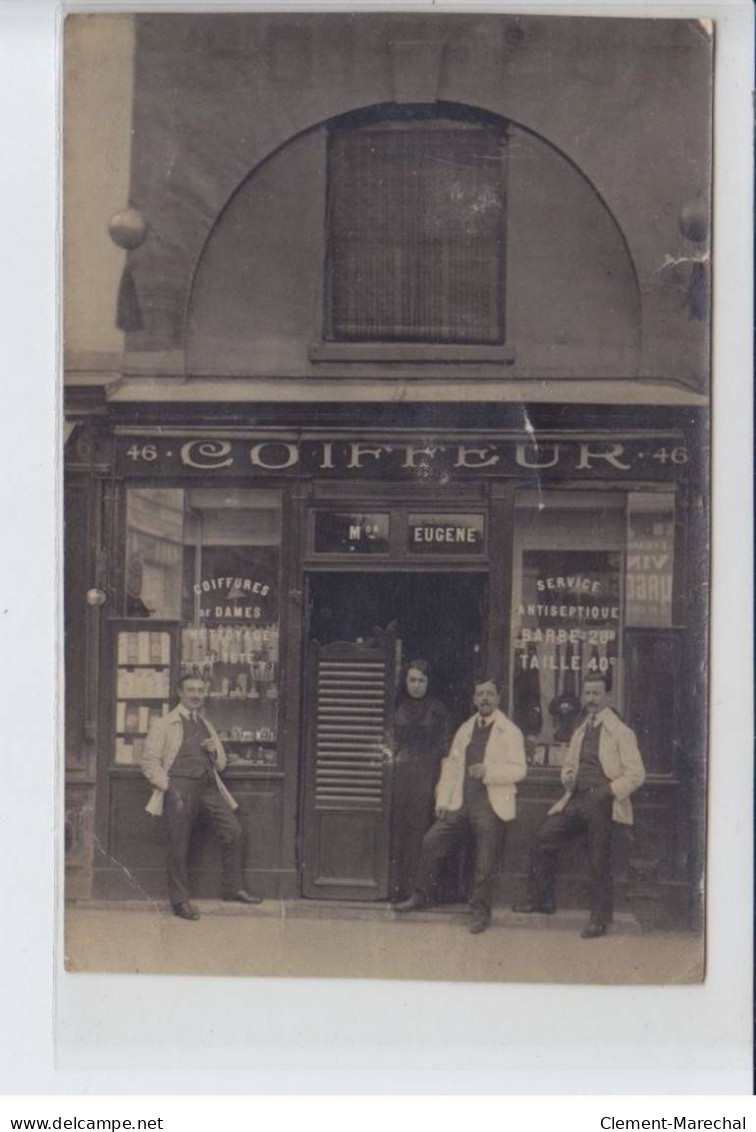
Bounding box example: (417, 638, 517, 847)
(393, 695, 450, 792)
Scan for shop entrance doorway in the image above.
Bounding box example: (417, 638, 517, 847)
(301, 572, 486, 900)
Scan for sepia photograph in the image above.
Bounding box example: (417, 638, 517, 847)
(62, 10, 712, 985)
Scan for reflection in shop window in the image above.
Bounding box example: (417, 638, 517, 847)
(124, 487, 283, 768)
(125, 488, 185, 618)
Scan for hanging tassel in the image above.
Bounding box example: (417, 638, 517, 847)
(116, 260, 143, 332)
(683, 261, 709, 322)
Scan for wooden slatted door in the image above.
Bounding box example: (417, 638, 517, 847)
(301, 636, 395, 900)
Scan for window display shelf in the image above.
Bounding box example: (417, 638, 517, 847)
(108, 764, 285, 781)
(207, 692, 278, 700)
(222, 767, 285, 780)
(117, 696, 169, 703)
(181, 620, 280, 764)
(116, 674, 171, 697)
(227, 755, 277, 768)
(224, 740, 274, 747)
(108, 620, 181, 768)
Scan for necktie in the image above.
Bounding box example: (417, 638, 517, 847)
(191, 711, 198, 724)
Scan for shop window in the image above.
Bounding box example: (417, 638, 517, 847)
(124, 487, 282, 768)
(624, 628, 681, 776)
(325, 114, 507, 344)
(509, 490, 676, 772)
(507, 491, 679, 774)
(625, 493, 675, 628)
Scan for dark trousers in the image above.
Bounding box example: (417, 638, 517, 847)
(164, 774, 243, 905)
(390, 774, 436, 902)
(528, 790, 614, 923)
(414, 795, 506, 915)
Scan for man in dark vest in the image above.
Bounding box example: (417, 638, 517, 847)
(514, 673, 645, 938)
(141, 673, 262, 920)
(394, 676, 527, 934)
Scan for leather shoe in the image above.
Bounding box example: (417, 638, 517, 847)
(512, 900, 556, 915)
(580, 919, 608, 939)
(172, 901, 200, 921)
(392, 894, 428, 913)
(469, 914, 491, 935)
(223, 890, 263, 905)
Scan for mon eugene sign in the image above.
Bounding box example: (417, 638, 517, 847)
(408, 514, 485, 553)
(116, 436, 690, 481)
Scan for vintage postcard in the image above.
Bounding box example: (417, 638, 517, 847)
(63, 10, 711, 984)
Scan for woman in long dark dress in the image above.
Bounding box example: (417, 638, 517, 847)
(390, 660, 450, 902)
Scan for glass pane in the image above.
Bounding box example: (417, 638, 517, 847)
(512, 549, 622, 767)
(180, 489, 282, 768)
(328, 121, 506, 342)
(625, 492, 675, 627)
(313, 511, 389, 553)
(114, 630, 172, 766)
(625, 631, 679, 775)
(510, 490, 679, 775)
(124, 486, 283, 768)
(125, 488, 185, 619)
(509, 492, 627, 769)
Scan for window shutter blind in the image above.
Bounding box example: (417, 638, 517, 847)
(314, 658, 388, 807)
(327, 122, 506, 343)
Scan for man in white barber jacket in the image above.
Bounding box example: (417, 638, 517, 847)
(394, 676, 527, 934)
(514, 673, 646, 939)
(141, 672, 262, 921)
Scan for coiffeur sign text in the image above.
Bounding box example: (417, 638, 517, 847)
(116, 435, 690, 481)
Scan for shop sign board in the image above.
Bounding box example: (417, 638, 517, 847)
(313, 511, 390, 554)
(407, 514, 485, 553)
(116, 435, 691, 482)
(625, 494, 676, 627)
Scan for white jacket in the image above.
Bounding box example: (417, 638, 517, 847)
(549, 707, 646, 825)
(140, 704, 237, 816)
(435, 709, 527, 822)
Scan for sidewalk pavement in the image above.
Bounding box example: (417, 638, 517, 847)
(64, 900, 704, 984)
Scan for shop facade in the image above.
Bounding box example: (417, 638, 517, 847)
(64, 405, 706, 925)
(63, 12, 711, 929)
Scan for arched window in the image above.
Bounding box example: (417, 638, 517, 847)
(325, 108, 508, 345)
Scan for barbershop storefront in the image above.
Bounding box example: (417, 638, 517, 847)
(64, 407, 706, 927)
